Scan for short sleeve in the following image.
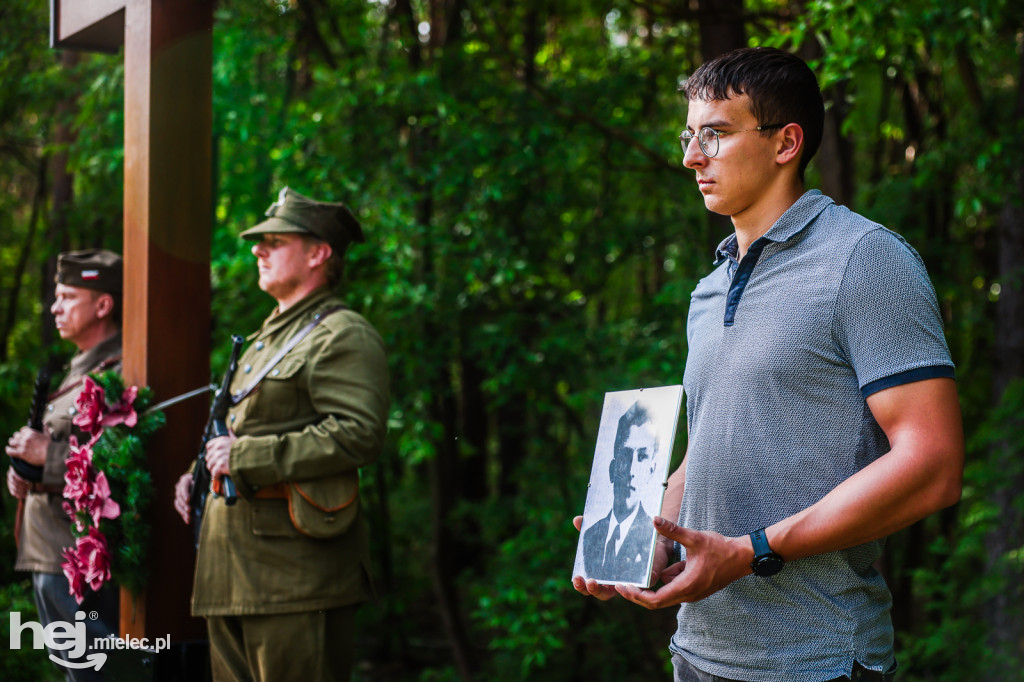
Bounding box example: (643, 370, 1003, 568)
(833, 228, 955, 397)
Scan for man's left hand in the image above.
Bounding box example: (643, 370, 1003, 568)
(5, 427, 49, 467)
(570, 515, 621, 600)
(616, 516, 753, 609)
(7, 467, 30, 499)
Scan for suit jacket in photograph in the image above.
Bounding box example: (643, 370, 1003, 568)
(582, 503, 654, 584)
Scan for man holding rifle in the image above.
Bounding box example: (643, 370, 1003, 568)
(6, 249, 123, 681)
(173, 188, 389, 682)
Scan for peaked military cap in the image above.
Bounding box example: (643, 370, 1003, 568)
(241, 187, 365, 257)
(56, 249, 123, 296)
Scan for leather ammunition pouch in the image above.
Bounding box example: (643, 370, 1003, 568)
(255, 474, 359, 539)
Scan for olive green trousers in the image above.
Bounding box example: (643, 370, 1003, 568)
(207, 606, 357, 682)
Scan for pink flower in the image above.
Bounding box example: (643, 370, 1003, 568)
(61, 545, 87, 604)
(77, 527, 112, 592)
(72, 377, 107, 437)
(102, 385, 138, 429)
(83, 470, 121, 527)
(63, 438, 94, 508)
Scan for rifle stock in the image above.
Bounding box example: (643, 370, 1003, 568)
(9, 369, 50, 482)
(11, 368, 51, 544)
(189, 335, 245, 547)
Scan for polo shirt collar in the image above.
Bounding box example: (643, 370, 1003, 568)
(711, 190, 834, 265)
(761, 190, 833, 245)
(713, 234, 739, 267)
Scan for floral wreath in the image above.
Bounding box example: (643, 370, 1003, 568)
(61, 371, 165, 604)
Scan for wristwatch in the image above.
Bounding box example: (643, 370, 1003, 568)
(749, 527, 784, 577)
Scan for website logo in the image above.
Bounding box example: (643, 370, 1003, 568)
(9, 611, 172, 671)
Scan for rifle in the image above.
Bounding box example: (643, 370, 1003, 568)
(8, 369, 50, 482)
(189, 335, 244, 547)
(10, 368, 51, 541)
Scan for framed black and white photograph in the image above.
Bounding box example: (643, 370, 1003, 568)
(572, 385, 684, 587)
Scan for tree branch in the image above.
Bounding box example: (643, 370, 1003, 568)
(0, 155, 47, 362)
(527, 83, 690, 177)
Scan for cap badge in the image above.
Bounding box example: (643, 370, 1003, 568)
(265, 186, 289, 217)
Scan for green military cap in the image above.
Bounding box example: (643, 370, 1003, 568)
(240, 187, 365, 257)
(56, 249, 123, 296)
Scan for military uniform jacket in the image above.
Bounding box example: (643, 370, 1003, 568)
(191, 288, 389, 616)
(16, 334, 123, 574)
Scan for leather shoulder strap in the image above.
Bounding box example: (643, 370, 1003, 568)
(231, 305, 346, 405)
(47, 353, 123, 402)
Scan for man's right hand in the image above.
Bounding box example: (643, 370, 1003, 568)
(173, 472, 193, 524)
(5, 427, 49, 467)
(7, 467, 30, 500)
(570, 515, 621, 600)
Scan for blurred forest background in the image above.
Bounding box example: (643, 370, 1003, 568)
(1, 0, 1022, 680)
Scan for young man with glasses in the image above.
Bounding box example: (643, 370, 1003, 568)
(573, 47, 963, 682)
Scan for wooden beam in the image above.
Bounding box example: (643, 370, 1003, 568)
(50, 0, 126, 52)
(121, 0, 213, 641)
(51, 0, 214, 643)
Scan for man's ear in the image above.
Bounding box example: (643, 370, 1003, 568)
(94, 293, 115, 320)
(307, 240, 334, 268)
(776, 122, 804, 167)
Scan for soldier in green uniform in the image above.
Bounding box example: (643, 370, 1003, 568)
(6, 249, 123, 681)
(173, 188, 390, 682)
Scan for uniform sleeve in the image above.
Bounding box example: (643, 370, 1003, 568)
(833, 228, 955, 398)
(229, 321, 390, 487)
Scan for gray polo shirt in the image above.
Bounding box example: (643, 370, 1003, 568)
(672, 191, 954, 681)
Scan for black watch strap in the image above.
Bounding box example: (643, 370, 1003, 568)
(749, 527, 784, 577)
(750, 527, 772, 556)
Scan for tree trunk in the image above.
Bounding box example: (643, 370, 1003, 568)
(696, 0, 746, 252)
(985, 44, 1024, 677)
(697, 0, 745, 62)
(800, 36, 854, 207)
(0, 158, 46, 362)
(43, 50, 81, 353)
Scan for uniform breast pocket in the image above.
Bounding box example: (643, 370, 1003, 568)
(46, 412, 74, 443)
(246, 356, 305, 423)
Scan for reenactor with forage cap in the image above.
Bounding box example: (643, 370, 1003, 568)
(174, 188, 390, 682)
(6, 249, 123, 681)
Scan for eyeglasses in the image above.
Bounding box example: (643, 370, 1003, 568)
(679, 124, 786, 158)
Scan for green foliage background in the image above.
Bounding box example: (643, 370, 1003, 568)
(1, 0, 1023, 680)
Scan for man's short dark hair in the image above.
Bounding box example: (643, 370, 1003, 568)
(324, 251, 345, 288)
(682, 47, 825, 179)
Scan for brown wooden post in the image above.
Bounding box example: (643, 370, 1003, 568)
(51, 0, 213, 643)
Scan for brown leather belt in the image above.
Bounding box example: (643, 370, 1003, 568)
(253, 482, 289, 500)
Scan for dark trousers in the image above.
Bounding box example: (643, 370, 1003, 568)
(207, 606, 357, 682)
(672, 652, 897, 682)
(32, 571, 119, 682)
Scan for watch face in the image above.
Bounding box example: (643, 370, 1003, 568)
(752, 554, 784, 577)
